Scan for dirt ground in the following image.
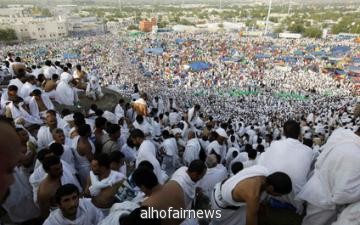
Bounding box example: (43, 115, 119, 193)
(259, 206, 303, 225)
(54, 88, 122, 114)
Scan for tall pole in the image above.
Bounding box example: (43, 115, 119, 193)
(220, 0, 222, 10)
(118, 0, 122, 10)
(288, 1, 291, 15)
(264, 0, 272, 35)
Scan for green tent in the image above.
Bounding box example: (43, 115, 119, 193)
(129, 31, 144, 37)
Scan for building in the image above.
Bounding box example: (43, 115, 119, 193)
(0, 16, 68, 41)
(139, 17, 157, 32)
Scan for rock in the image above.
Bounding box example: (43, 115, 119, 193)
(54, 88, 123, 114)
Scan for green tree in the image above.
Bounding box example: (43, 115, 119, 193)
(274, 26, 284, 34)
(96, 10, 105, 18)
(127, 25, 139, 30)
(288, 23, 305, 33)
(158, 21, 168, 28)
(41, 8, 52, 17)
(0, 28, 17, 42)
(269, 17, 278, 23)
(331, 16, 357, 34)
(245, 19, 257, 28)
(179, 19, 194, 26)
(304, 27, 322, 38)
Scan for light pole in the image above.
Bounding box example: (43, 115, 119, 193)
(288, 1, 291, 15)
(264, 0, 272, 35)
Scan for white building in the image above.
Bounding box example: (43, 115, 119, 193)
(0, 17, 68, 41)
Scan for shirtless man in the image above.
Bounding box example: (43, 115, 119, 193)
(84, 153, 125, 211)
(122, 160, 207, 225)
(73, 124, 95, 187)
(73, 64, 87, 90)
(34, 90, 47, 112)
(43, 74, 59, 93)
(37, 155, 64, 219)
(0, 121, 22, 204)
(30, 89, 54, 119)
(210, 165, 292, 225)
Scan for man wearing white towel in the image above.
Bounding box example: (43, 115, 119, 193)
(210, 165, 292, 225)
(298, 127, 360, 225)
(84, 153, 125, 212)
(258, 120, 315, 213)
(43, 184, 103, 225)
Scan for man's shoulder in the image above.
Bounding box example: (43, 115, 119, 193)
(80, 197, 94, 208)
(38, 126, 48, 132)
(38, 179, 52, 198)
(42, 210, 61, 225)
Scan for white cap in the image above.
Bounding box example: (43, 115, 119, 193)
(216, 128, 228, 138)
(63, 114, 74, 122)
(304, 132, 312, 139)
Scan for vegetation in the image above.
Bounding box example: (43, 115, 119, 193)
(303, 27, 322, 38)
(274, 26, 284, 34)
(288, 23, 305, 34)
(127, 25, 139, 30)
(179, 19, 194, 26)
(24, 6, 53, 17)
(79, 5, 360, 35)
(0, 28, 17, 42)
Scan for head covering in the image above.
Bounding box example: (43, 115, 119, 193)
(63, 114, 74, 122)
(216, 127, 228, 138)
(304, 132, 312, 139)
(103, 111, 118, 124)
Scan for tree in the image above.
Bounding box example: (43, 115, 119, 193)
(127, 25, 139, 30)
(179, 19, 194, 26)
(0, 28, 17, 42)
(331, 16, 358, 34)
(269, 17, 278, 23)
(288, 23, 305, 33)
(30, 6, 52, 17)
(245, 19, 257, 28)
(304, 27, 322, 38)
(41, 8, 52, 17)
(158, 21, 168, 28)
(96, 10, 105, 18)
(274, 26, 284, 34)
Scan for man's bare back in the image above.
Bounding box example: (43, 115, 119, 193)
(142, 181, 185, 225)
(232, 176, 267, 225)
(232, 176, 266, 203)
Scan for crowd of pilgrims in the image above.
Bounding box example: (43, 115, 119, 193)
(0, 33, 359, 225)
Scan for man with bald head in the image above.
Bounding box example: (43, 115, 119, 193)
(0, 121, 22, 203)
(197, 154, 228, 199)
